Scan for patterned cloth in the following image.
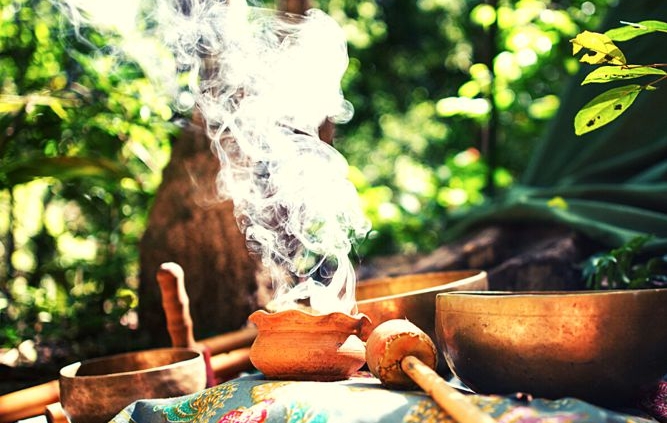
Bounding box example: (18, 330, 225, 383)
(111, 373, 665, 423)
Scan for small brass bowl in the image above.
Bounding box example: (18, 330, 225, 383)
(435, 289, 667, 405)
(356, 270, 488, 340)
(59, 348, 207, 423)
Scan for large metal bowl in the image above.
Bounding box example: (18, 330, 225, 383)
(435, 289, 667, 405)
(356, 270, 488, 341)
(59, 348, 207, 423)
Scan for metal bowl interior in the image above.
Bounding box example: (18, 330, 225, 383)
(356, 270, 488, 340)
(435, 289, 667, 406)
(59, 348, 207, 423)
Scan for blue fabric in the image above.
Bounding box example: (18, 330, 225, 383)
(110, 372, 662, 423)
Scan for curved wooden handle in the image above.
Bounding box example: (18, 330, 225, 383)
(156, 262, 197, 348)
(401, 356, 496, 423)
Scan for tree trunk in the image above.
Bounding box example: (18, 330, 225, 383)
(138, 113, 268, 346)
(138, 0, 333, 346)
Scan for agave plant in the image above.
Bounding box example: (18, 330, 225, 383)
(444, 0, 667, 282)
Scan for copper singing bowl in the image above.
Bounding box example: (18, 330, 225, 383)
(59, 348, 207, 423)
(436, 289, 667, 405)
(356, 270, 488, 340)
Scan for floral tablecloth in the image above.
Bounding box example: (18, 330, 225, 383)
(110, 373, 666, 423)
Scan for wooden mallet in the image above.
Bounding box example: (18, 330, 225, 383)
(156, 262, 257, 385)
(365, 319, 496, 423)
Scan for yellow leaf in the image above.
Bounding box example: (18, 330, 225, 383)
(547, 196, 568, 210)
(0, 95, 26, 114)
(570, 31, 626, 66)
(49, 101, 68, 119)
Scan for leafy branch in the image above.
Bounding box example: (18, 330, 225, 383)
(582, 235, 667, 290)
(570, 20, 667, 135)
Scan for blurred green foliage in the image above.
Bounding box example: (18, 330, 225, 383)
(1, 0, 613, 362)
(325, 0, 613, 255)
(1, 0, 174, 359)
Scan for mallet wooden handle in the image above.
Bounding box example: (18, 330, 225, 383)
(366, 319, 496, 423)
(156, 262, 197, 348)
(401, 355, 496, 423)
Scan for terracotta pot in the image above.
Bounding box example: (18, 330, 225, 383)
(248, 309, 371, 381)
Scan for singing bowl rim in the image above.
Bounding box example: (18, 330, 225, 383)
(435, 288, 667, 315)
(356, 270, 488, 343)
(356, 269, 488, 303)
(436, 287, 667, 300)
(59, 347, 204, 380)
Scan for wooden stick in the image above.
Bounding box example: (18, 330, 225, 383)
(0, 380, 59, 423)
(200, 326, 257, 356)
(156, 261, 258, 356)
(209, 347, 253, 381)
(401, 355, 496, 423)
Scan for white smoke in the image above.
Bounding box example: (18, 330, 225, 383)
(58, 0, 371, 314)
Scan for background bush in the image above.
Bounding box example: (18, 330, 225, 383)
(0, 0, 612, 365)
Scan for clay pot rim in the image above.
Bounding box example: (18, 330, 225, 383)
(249, 308, 370, 322)
(60, 347, 203, 380)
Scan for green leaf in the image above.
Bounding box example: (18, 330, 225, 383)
(574, 85, 641, 136)
(581, 66, 666, 84)
(605, 20, 667, 42)
(571, 31, 626, 65)
(0, 156, 132, 188)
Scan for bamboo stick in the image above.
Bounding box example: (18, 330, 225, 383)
(0, 380, 59, 423)
(209, 347, 253, 381)
(200, 326, 257, 356)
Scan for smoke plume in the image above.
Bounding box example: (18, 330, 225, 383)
(59, 0, 371, 314)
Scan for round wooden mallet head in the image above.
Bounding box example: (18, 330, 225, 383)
(365, 319, 497, 423)
(365, 319, 438, 389)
